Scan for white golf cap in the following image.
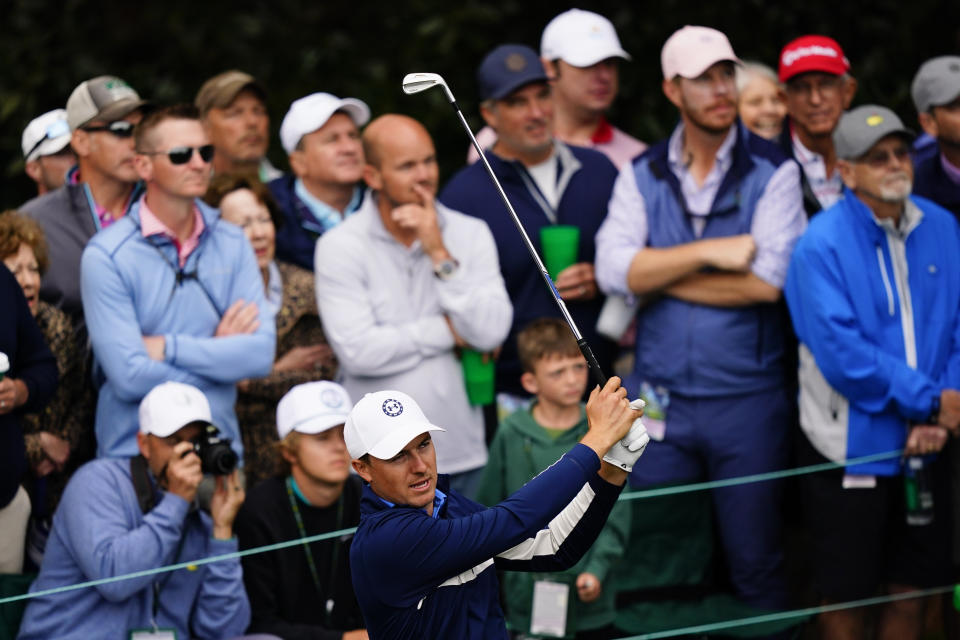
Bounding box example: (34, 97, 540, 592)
(541, 9, 631, 67)
(276, 381, 352, 440)
(661, 25, 741, 80)
(22, 109, 72, 162)
(139, 382, 212, 438)
(344, 390, 445, 460)
(279, 92, 371, 155)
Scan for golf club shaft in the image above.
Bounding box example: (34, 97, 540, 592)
(446, 100, 608, 387)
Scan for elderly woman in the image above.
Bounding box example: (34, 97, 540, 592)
(736, 61, 788, 140)
(0, 210, 92, 565)
(204, 174, 337, 488)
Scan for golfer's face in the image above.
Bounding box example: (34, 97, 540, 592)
(366, 433, 437, 512)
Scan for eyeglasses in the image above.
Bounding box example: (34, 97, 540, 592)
(857, 146, 911, 169)
(82, 120, 136, 138)
(25, 119, 71, 159)
(138, 145, 215, 165)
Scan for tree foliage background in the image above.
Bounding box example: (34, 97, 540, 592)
(2, 0, 958, 208)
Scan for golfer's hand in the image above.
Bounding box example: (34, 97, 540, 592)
(576, 572, 602, 603)
(904, 425, 949, 456)
(211, 470, 245, 540)
(581, 376, 638, 456)
(700, 234, 755, 272)
(216, 300, 260, 337)
(166, 442, 203, 503)
(556, 263, 597, 301)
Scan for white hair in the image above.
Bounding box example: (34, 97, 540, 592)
(735, 61, 781, 93)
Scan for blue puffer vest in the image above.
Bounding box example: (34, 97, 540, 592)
(633, 124, 790, 396)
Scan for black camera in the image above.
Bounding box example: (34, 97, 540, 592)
(192, 424, 238, 475)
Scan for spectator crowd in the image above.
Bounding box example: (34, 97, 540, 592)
(2, 9, 960, 640)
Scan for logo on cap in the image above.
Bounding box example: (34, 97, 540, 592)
(506, 53, 527, 72)
(322, 389, 344, 408)
(382, 399, 403, 417)
(866, 115, 884, 126)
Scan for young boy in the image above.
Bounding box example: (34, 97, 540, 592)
(476, 318, 630, 640)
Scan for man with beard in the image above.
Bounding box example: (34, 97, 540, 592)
(911, 56, 960, 217)
(595, 26, 805, 612)
(785, 105, 960, 639)
(315, 114, 512, 497)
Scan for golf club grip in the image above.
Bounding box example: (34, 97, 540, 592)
(577, 339, 608, 387)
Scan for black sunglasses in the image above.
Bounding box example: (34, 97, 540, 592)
(138, 144, 215, 165)
(82, 120, 136, 138)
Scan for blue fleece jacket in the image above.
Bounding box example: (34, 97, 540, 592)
(350, 443, 624, 640)
(80, 197, 275, 460)
(785, 190, 960, 475)
(17, 458, 250, 640)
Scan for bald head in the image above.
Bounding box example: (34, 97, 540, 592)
(361, 114, 439, 208)
(362, 114, 433, 169)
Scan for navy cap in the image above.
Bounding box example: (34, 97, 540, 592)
(477, 44, 548, 101)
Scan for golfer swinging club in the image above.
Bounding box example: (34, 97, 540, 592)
(346, 378, 647, 639)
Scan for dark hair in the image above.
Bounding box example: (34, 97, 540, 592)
(516, 317, 580, 373)
(134, 103, 201, 151)
(203, 171, 284, 230)
(0, 209, 49, 274)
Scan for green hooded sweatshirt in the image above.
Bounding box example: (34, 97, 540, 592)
(476, 403, 631, 636)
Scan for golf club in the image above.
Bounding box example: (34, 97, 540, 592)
(401, 72, 608, 387)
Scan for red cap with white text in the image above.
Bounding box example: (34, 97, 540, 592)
(779, 35, 850, 83)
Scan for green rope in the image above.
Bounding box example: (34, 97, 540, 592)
(0, 448, 903, 606)
(618, 449, 902, 501)
(615, 584, 954, 639)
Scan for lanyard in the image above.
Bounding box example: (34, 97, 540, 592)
(286, 476, 344, 626)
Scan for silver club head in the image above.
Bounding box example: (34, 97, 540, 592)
(401, 73, 455, 103)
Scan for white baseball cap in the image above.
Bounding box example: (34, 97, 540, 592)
(344, 390, 445, 460)
(139, 382, 213, 438)
(541, 9, 631, 68)
(276, 381, 352, 440)
(279, 92, 371, 155)
(22, 109, 72, 162)
(661, 26, 741, 80)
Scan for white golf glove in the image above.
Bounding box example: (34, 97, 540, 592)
(602, 398, 649, 473)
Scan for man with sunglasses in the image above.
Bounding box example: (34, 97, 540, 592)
(21, 75, 149, 320)
(21, 108, 76, 197)
(785, 105, 960, 639)
(80, 104, 275, 467)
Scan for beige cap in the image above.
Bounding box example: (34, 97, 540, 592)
(195, 70, 266, 116)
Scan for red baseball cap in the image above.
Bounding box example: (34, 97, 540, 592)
(778, 35, 850, 83)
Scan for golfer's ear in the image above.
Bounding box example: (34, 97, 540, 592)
(352, 459, 373, 483)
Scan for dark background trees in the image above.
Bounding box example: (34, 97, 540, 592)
(2, 0, 958, 208)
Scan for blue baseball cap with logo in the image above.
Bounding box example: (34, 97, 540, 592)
(477, 44, 548, 101)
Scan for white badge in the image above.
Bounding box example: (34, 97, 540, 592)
(530, 579, 569, 637)
(842, 474, 877, 489)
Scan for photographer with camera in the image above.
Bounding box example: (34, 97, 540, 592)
(18, 382, 253, 640)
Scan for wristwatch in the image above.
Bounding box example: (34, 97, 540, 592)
(433, 258, 459, 281)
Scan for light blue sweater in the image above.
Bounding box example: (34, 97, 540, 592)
(18, 458, 250, 640)
(81, 197, 275, 460)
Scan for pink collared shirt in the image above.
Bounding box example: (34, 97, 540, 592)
(69, 171, 128, 230)
(139, 198, 205, 268)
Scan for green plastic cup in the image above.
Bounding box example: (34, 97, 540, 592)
(540, 225, 580, 280)
(461, 349, 495, 406)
